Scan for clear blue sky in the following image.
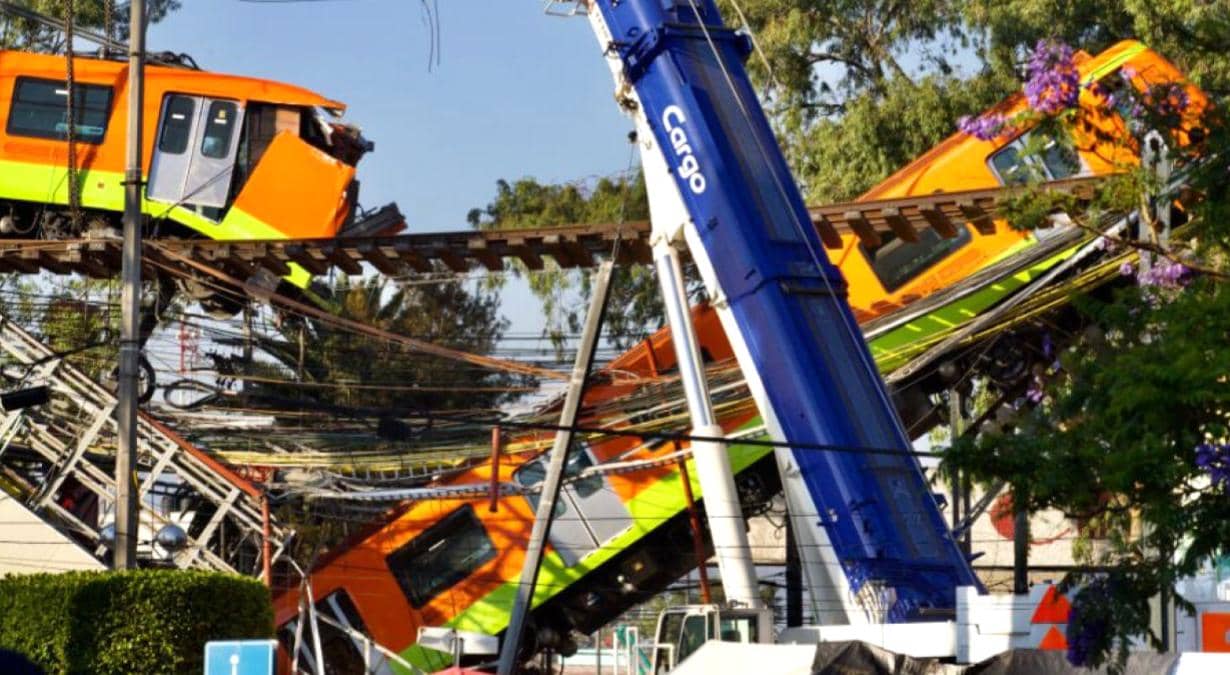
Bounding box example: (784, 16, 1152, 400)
(149, 1, 636, 338)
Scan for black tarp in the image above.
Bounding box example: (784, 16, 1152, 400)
(811, 641, 1184, 675)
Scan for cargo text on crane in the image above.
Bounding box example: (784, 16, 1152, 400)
(663, 105, 707, 194)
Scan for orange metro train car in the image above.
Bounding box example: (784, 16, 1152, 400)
(835, 39, 1206, 323)
(0, 49, 396, 301)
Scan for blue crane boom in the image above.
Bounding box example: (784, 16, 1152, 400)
(585, 0, 981, 622)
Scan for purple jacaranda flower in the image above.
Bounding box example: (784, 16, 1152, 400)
(1026, 40, 1080, 114)
(1196, 443, 1230, 488)
(1119, 261, 1135, 277)
(958, 113, 1009, 141)
(1136, 258, 1191, 289)
(1151, 83, 1191, 118)
(1067, 577, 1114, 667)
(1025, 374, 1046, 403)
(1083, 79, 1122, 112)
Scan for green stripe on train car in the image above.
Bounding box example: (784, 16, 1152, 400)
(0, 159, 311, 288)
(395, 440, 773, 672)
(869, 243, 1081, 372)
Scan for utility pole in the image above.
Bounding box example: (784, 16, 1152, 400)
(497, 261, 615, 675)
(785, 518, 803, 628)
(1012, 495, 1029, 595)
(114, 0, 144, 570)
(949, 390, 962, 544)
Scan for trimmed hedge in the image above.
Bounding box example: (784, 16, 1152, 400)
(0, 569, 273, 674)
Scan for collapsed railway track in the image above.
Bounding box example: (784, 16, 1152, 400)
(0, 176, 1104, 280)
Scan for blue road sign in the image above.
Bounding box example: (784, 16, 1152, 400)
(204, 640, 276, 675)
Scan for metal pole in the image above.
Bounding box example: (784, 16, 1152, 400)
(676, 458, 712, 604)
(497, 261, 616, 675)
(948, 389, 967, 557)
(652, 241, 762, 609)
(1013, 493, 1029, 595)
(785, 518, 803, 628)
(262, 493, 273, 587)
(1160, 586, 1171, 652)
(113, 0, 144, 571)
(306, 579, 326, 672)
(949, 392, 962, 528)
(961, 476, 972, 555)
(489, 426, 502, 513)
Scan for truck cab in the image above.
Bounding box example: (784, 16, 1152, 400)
(651, 605, 773, 673)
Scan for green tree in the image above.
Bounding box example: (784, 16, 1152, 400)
(717, 1, 1230, 201)
(469, 175, 667, 350)
(962, 0, 1230, 96)
(717, 0, 968, 111)
(0, 277, 121, 382)
(710, 0, 1012, 200)
(0, 1, 181, 53)
(784, 72, 1013, 202)
(943, 40, 1230, 667)
(945, 278, 1230, 668)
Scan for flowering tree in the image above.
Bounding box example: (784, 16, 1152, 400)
(943, 39, 1230, 670)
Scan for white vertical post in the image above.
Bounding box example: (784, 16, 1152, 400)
(652, 242, 762, 609)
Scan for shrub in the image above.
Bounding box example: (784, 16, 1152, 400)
(0, 570, 273, 674)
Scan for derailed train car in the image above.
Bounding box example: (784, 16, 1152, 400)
(271, 40, 1206, 673)
(0, 49, 398, 311)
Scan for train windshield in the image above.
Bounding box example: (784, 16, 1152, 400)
(989, 130, 1083, 185)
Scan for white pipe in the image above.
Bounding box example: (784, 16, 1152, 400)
(652, 243, 762, 609)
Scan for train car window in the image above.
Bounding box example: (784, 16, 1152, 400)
(989, 144, 1030, 185)
(565, 446, 604, 500)
(385, 504, 497, 609)
(1097, 70, 1137, 123)
(860, 226, 972, 292)
(157, 95, 196, 154)
(1040, 136, 1081, 179)
(988, 131, 1082, 185)
(200, 101, 238, 159)
(514, 459, 567, 516)
(7, 77, 112, 143)
(515, 446, 602, 509)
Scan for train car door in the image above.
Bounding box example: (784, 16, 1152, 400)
(514, 443, 632, 566)
(148, 94, 245, 210)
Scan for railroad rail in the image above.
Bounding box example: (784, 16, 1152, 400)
(0, 176, 1102, 279)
